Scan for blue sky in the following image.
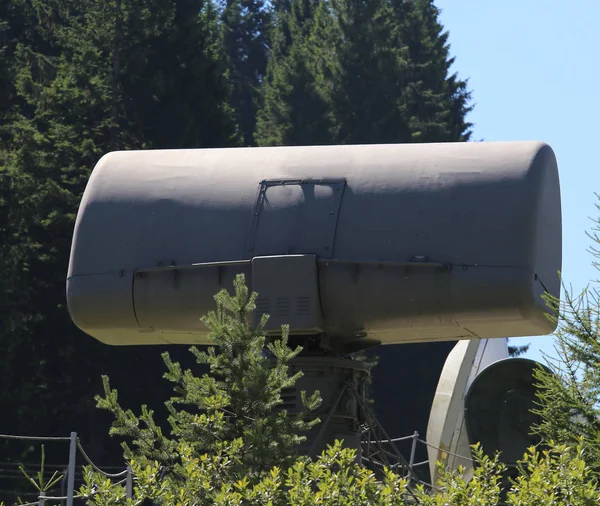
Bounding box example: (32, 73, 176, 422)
(435, 0, 600, 363)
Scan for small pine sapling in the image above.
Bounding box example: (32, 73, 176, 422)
(95, 273, 321, 486)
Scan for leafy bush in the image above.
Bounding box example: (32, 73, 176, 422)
(76, 440, 600, 505)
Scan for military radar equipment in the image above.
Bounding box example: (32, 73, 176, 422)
(66, 141, 562, 476)
(67, 141, 561, 350)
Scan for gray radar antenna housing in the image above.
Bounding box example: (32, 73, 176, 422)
(67, 141, 562, 350)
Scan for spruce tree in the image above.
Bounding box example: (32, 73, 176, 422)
(256, 0, 472, 147)
(255, 0, 336, 146)
(394, 0, 472, 142)
(118, 0, 239, 148)
(0, 0, 113, 447)
(95, 274, 321, 481)
(328, 0, 412, 144)
(221, 0, 271, 146)
(0, 0, 238, 475)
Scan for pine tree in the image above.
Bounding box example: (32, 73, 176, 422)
(0, 2, 137, 477)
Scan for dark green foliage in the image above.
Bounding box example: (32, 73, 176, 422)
(95, 274, 321, 482)
(272, 0, 292, 12)
(256, 0, 472, 146)
(255, 0, 336, 146)
(221, 0, 270, 145)
(118, 0, 239, 149)
(395, 0, 473, 142)
(0, 0, 237, 485)
(327, 0, 412, 144)
(0, 0, 103, 459)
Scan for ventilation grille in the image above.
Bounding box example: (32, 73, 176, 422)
(251, 254, 322, 333)
(297, 296, 311, 316)
(255, 294, 317, 330)
(256, 297, 269, 316)
(276, 297, 291, 317)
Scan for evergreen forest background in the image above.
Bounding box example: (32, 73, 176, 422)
(0, 0, 473, 498)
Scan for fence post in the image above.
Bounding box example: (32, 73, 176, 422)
(67, 432, 77, 506)
(409, 431, 419, 474)
(126, 465, 133, 498)
(38, 491, 46, 506)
